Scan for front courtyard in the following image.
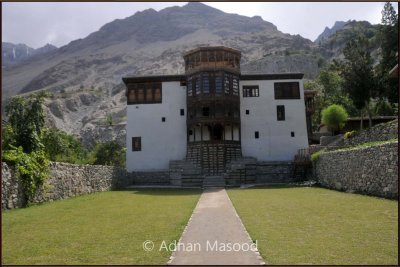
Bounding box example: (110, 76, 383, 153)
(2, 186, 398, 265)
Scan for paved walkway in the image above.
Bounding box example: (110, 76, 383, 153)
(168, 188, 265, 265)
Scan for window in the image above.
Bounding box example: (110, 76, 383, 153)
(187, 77, 193, 96)
(274, 82, 300, 99)
(132, 137, 141, 151)
(232, 76, 239, 96)
(162, 117, 166, 122)
(202, 73, 210, 94)
(277, 105, 285, 121)
(195, 75, 201, 95)
(145, 87, 153, 102)
(291, 131, 295, 137)
(215, 75, 223, 95)
(189, 130, 193, 135)
(246, 110, 250, 115)
(243, 85, 259, 97)
(154, 87, 161, 102)
(202, 107, 210, 117)
(127, 82, 162, 104)
(128, 87, 137, 102)
(137, 88, 145, 102)
(255, 131, 259, 139)
(224, 74, 230, 95)
(180, 109, 185, 116)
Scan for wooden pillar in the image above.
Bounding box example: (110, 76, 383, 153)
(231, 123, 234, 141)
(200, 123, 203, 141)
(238, 123, 241, 142)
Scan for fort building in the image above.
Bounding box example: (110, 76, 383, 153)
(123, 46, 313, 180)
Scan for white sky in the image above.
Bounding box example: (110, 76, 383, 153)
(2, 2, 397, 49)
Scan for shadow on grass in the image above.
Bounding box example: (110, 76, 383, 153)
(231, 183, 317, 190)
(114, 188, 203, 196)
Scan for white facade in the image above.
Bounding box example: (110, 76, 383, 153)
(125, 77, 309, 171)
(240, 79, 309, 161)
(125, 81, 187, 172)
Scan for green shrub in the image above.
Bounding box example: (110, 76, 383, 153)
(321, 104, 349, 134)
(91, 141, 126, 167)
(311, 150, 324, 162)
(42, 128, 86, 163)
(343, 130, 358, 139)
(2, 146, 49, 204)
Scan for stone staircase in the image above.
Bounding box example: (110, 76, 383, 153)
(169, 160, 203, 187)
(202, 175, 226, 188)
(186, 142, 242, 175)
(225, 157, 257, 186)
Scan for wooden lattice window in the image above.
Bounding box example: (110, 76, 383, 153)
(127, 82, 162, 104)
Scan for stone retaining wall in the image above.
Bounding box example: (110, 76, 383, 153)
(314, 142, 398, 199)
(1, 162, 170, 210)
(344, 120, 398, 146)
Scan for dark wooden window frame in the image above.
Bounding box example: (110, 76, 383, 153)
(277, 105, 285, 121)
(243, 85, 259, 97)
(132, 137, 141, 151)
(127, 82, 162, 104)
(274, 82, 300, 99)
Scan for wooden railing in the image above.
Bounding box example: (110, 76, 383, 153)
(294, 148, 311, 164)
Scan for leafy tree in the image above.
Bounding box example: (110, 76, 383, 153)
(342, 36, 375, 129)
(376, 2, 398, 104)
(42, 128, 86, 163)
(373, 99, 394, 116)
(305, 64, 356, 131)
(2, 93, 49, 205)
(91, 141, 126, 167)
(321, 104, 349, 135)
(4, 94, 45, 153)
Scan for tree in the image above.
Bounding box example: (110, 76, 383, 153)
(321, 104, 348, 135)
(4, 94, 45, 153)
(2, 93, 49, 205)
(376, 2, 398, 104)
(342, 36, 375, 129)
(304, 63, 356, 132)
(41, 128, 86, 163)
(91, 141, 126, 167)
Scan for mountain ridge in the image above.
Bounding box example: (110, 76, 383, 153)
(1, 2, 382, 146)
(2, 42, 57, 66)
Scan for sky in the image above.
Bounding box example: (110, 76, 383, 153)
(2, 2, 398, 49)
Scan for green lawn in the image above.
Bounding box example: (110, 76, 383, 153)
(2, 189, 201, 265)
(228, 186, 398, 265)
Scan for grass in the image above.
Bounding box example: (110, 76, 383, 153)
(228, 186, 398, 265)
(2, 189, 201, 265)
(311, 138, 398, 161)
(335, 138, 398, 152)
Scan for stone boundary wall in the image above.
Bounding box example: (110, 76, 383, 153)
(1, 162, 170, 210)
(314, 142, 398, 199)
(225, 158, 297, 185)
(344, 120, 398, 146)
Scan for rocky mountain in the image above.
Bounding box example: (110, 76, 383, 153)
(315, 21, 347, 43)
(1, 2, 382, 147)
(2, 42, 57, 66)
(316, 20, 380, 62)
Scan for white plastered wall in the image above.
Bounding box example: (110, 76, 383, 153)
(239, 79, 309, 161)
(126, 81, 187, 171)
